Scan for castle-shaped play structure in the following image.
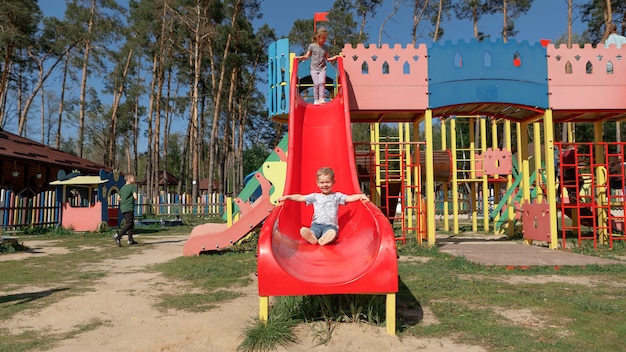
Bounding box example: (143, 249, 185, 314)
(185, 37, 626, 335)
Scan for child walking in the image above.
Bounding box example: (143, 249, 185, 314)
(114, 174, 138, 246)
(279, 167, 369, 245)
(296, 27, 339, 104)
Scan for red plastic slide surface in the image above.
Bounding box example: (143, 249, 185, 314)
(257, 57, 398, 296)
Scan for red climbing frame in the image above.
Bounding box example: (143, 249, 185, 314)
(556, 142, 626, 248)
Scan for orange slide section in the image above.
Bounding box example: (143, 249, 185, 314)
(257, 57, 398, 296)
(183, 173, 275, 256)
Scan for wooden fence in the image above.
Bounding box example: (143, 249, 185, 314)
(0, 189, 59, 230)
(0, 189, 225, 231)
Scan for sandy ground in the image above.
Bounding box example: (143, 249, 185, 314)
(2, 235, 486, 352)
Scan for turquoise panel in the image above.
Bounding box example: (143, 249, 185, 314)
(268, 38, 290, 117)
(428, 39, 548, 109)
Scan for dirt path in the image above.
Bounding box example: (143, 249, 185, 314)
(6, 235, 485, 352)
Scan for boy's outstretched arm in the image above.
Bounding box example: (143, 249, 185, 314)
(279, 194, 306, 203)
(345, 194, 369, 203)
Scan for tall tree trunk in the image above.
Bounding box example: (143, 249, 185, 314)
(163, 63, 174, 194)
(473, 3, 479, 39)
(107, 49, 134, 168)
(40, 78, 45, 143)
(56, 55, 70, 149)
(132, 94, 139, 175)
(0, 45, 14, 126)
(502, 0, 508, 42)
(207, 0, 241, 195)
(379, 0, 400, 47)
(19, 49, 67, 136)
(77, 0, 96, 157)
(433, 0, 443, 42)
(146, 54, 158, 199)
(411, 0, 429, 46)
(225, 68, 237, 195)
(189, 1, 205, 202)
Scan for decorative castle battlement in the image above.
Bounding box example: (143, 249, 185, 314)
(547, 43, 626, 111)
(341, 43, 429, 111)
(268, 38, 626, 119)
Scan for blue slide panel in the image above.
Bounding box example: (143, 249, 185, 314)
(268, 38, 290, 117)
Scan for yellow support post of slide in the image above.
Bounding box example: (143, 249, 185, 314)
(505, 120, 514, 237)
(386, 293, 396, 335)
(480, 116, 489, 233)
(594, 121, 607, 244)
(543, 109, 558, 249)
(441, 118, 450, 232)
(450, 117, 459, 234)
(533, 122, 543, 203)
(424, 110, 436, 246)
(259, 296, 269, 322)
(226, 197, 233, 227)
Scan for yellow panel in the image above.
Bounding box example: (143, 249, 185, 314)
(262, 161, 287, 205)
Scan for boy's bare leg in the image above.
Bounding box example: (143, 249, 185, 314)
(300, 227, 318, 244)
(318, 229, 337, 246)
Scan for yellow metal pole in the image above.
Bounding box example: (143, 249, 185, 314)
(533, 122, 543, 203)
(543, 109, 559, 249)
(424, 110, 436, 246)
(492, 119, 501, 235)
(520, 122, 531, 203)
(470, 117, 477, 232)
(594, 121, 607, 244)
(451, 117, 459, 234)
(520, 122, 531, 244)
(480, 116, 489, 232)
(259, 296, 269, 322)
(505, 120, 514, 237)
(371, 123, 381, 206)
(401, 123, 415, 238)
(226, 196, 233, 227)
(441, 118, 449, 231)
(386, 293, 396, 335)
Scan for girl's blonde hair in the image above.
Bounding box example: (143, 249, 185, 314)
(312, 27, 328, 42)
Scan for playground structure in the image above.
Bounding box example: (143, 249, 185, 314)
(180, 37, 626, 334)
(50, 170, 125, 232)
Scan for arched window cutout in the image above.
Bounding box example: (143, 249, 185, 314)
(483, 52, 492, 67)
(513, 52, 521, 67)
(454, 52, 462, 67)
(361, 61, 369, 74)
(279, 56, 286, 83)
(382, 61, 390, 74)
(586, 60, 593, 74)
(565, 61, 572, 74)
(607, 60, 614, 74)
(403, 61, 410, 74)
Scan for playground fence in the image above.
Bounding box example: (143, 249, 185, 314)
(0, 189, 59, 231)
(0, 189, 225, 231)
(133, 192, 225, 217)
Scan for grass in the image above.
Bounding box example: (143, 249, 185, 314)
(2, 225, 626, 352)
(152, 251, 256, 311)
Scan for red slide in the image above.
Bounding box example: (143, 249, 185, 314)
(257, 57, 398, 296)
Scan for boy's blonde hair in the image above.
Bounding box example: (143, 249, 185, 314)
(316, 167, 335, 180)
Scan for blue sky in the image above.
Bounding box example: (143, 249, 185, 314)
(38, 1, 585, 45)
(254, 1, 585, 45)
